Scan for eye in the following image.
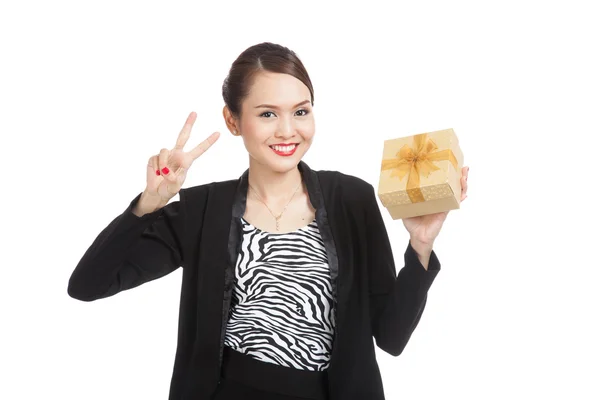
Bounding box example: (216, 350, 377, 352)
(260, 109, 310, 118)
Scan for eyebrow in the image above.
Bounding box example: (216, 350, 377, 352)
(254, 100, 311, 109)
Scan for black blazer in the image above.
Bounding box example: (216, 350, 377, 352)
(68, 160, 441, 400)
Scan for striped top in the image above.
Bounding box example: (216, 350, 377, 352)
(223, 216, 336, 371)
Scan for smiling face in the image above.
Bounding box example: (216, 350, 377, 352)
(224, 71, 315, 173)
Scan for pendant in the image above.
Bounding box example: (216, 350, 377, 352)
(275, 216, 281, 231)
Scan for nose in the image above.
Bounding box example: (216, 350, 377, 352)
(274, 117, 295, 139)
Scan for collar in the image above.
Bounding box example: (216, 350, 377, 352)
(231, 160, 323, 219)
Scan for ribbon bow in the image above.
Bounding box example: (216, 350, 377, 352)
(381, 133, 458, 203)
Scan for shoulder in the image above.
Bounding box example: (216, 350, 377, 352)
(315, 169, 375, 203)
(317, 169, 373, 191)
(180, 178, 239, 201)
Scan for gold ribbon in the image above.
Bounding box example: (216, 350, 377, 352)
(381, 133, 458, 203)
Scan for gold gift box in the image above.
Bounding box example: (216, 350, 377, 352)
(377, 128, 464, 219)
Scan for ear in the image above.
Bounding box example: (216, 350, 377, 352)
(222, 105, 239, 135)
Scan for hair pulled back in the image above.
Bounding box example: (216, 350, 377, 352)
(222, 42, 314, 119)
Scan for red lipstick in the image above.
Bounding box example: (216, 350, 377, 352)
(269, 143, 299, 157)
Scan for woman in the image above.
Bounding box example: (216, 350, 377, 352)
(68, 42, 469, 400)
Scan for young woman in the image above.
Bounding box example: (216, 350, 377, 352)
(68, 42, 469, 400)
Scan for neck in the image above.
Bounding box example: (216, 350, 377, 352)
(247, 159, 303, 202)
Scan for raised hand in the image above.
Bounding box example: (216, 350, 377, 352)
(142, 112, 220, 208)
(402, 166, 469, 247)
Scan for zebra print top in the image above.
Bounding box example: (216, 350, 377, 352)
(223, 216, 336, 371)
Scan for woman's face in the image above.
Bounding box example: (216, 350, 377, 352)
(230, 71, 315, 173)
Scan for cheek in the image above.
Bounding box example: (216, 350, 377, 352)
(301, 120, 316, 140)
(241, 120, 265, 139)
(241, 124, 272, 150)
(240, 118, 256, 134)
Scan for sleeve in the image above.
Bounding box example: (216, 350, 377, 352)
(67, 190, 187, 302)
(364, 183, 441, 356)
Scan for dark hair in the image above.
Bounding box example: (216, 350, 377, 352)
(222, 42, 314, 119)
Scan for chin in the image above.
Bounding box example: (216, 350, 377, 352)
(250, 143, 310, 172)
(268, 158, 302, 173)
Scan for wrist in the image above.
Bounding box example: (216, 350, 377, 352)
(409, 237, 433, 270)
(410, 236, 433, 255)
(134, 191, 167, 216)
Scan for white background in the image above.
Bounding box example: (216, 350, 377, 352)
(1, 0, 599, 399)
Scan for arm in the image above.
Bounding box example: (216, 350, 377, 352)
(364, 184, 441, 356)
(67, 190, 187, 302)
(409, 238, 434, 271)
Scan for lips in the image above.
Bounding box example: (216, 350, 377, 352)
(269, 143, 299, 156)
(269, 143, 299, 147)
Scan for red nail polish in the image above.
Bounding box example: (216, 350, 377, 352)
(162, 167, 170, 174)
(156, 169, 160, 176)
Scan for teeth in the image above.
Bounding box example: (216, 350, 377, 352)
(271, 144, 296, 152)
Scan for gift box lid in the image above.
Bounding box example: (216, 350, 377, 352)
(377, 128, 464, 208)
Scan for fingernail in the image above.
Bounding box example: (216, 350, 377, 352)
(162, 167, 170, 174)
(156, 169, 160, 176)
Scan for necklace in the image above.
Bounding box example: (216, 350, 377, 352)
(248, 181, 302, 231)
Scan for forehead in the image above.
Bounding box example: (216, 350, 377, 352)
(245, 71, 310, 106)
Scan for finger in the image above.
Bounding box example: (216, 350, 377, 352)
(174, 112, 197, 150)
(165, 168, 186, 195)
(175, 165, 188, 181)
(174, 166, 187, 189)
(147, 155, 160, 181)
(460, 173, 468, 202)
(158, 148, 175, 181)
(151, 155, 160, 177)
(188, 131, 221, 160)
(148, 155, 160, 176)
